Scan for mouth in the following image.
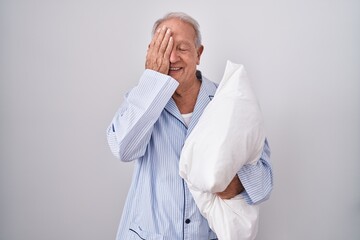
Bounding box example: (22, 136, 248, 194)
(168, 67, 182, 74)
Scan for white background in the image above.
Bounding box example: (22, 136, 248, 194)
(1, 0, 359, 239)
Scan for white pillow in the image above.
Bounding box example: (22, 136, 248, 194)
(179, 60, 265, 240)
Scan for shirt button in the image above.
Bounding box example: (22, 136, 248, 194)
(185, 219, 191, 224)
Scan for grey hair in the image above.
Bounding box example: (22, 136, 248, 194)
(152, 12, 202, 47)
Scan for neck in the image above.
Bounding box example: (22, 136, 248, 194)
(173, 78, 201, 114)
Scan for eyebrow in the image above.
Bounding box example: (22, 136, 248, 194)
(176, 41, 193, 47)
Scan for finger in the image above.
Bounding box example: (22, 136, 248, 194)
(147, 28, 162, 60)
(216, 192, 231, 200)
(146, 29, 162, 63)
(149, 26, 162, 48)
(163, 36, 173, 60)
(153, 26, 168, 51)
(158, 28, 172, 54)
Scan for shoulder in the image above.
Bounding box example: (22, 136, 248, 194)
(197, 70, 218, 96)
(202, 76, 218, 99)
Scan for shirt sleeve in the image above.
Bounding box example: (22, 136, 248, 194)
(106, 70, 179, 161)
(237, 138, 273, 204)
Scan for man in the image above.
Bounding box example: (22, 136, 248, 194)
(106, 12, 273, 240)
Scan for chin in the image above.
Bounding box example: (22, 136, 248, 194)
(169, 72, 181, 79)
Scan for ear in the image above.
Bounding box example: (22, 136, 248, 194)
(196, 45, 204, 65)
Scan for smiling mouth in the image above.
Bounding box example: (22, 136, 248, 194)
(169, 67, 181, 71)
(168, 67, 182, 75)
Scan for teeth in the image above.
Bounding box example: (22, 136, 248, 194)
(170, 67, 180, 71)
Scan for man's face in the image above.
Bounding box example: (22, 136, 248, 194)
(157, 18, 203, 85)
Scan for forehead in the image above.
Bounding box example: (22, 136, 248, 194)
(158, 18, 196, 44)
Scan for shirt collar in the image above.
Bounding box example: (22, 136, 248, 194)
(164, 70, 218, 133)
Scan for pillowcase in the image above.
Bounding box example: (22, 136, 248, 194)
(179, 60, 265, 240)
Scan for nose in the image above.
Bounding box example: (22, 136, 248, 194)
(169, 49, 179, 63)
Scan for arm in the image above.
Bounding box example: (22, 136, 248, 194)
(106, 71, 178, 161)
(238, 138, 273, 204)
(217, 138, 273, 204)
(107, 26, 178, 161)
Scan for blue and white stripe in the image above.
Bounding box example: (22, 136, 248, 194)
(106, 69, 273, 240)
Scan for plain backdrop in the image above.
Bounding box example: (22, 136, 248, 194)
(1, 0, 359, 239)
